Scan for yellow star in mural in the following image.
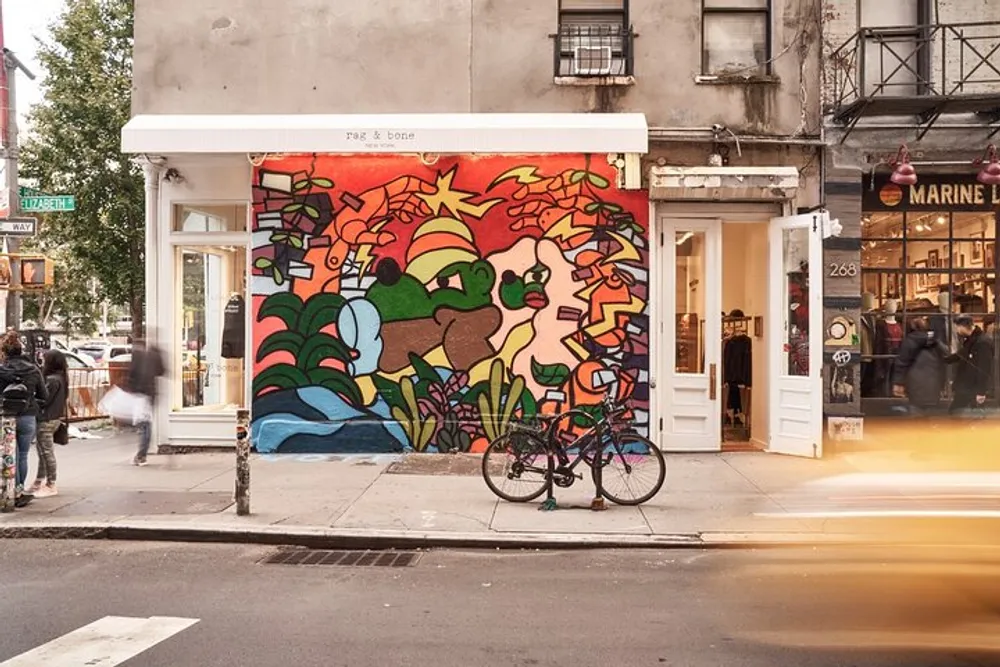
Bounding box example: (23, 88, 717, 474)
(418, 166, 504, 220)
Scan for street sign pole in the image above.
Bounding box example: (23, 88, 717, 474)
(2, 40, 36, 332)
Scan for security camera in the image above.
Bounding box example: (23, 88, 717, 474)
(711, 123, 726, 133)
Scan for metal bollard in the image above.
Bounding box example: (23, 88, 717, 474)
(235, 409, 250, 516)
(1, 415, 16, 512)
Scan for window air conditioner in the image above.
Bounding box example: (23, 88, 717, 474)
(572, 45, 614, 76)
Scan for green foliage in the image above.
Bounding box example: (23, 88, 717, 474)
(478, 359, 527, 441)
(254, 292, 358, 401)
(530, 356, 571, 388)
(20, 0, 144, 339)
(390, 376, 436, 452)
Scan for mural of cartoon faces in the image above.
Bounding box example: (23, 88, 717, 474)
(250, 155, 649, 454)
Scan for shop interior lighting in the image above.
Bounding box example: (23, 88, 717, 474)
(890, 145, 917, 186)
(976, 144, 1000, 186)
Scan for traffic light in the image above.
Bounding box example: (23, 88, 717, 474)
(0, 255, 53, 289)
(20, 257, 53, 288)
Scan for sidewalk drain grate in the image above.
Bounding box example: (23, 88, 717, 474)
(261, 549, 421, 568)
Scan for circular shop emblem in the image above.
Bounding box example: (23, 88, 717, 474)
(879, 183, 903, 207)
(832, 350, 852, 367)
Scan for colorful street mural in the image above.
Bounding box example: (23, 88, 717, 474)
(251, 154, 649, 453)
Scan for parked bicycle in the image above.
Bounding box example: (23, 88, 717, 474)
(481, 394, 666, 506)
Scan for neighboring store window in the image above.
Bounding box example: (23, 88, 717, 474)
(176, 245, 248, 411)
(860, 210, 997, 399)
(174, 205, 248, 232)
(557, 0, 631, 77)
(781, 227, 810, 377)
(675, 230, 706, 374)
(702, 0, 770, 77)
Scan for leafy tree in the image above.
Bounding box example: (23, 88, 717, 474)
(19, 0, 144, 340)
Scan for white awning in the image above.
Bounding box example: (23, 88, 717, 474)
(121, 113, 648, 155)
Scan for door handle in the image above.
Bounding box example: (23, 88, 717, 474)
(709, 363, 717, 401)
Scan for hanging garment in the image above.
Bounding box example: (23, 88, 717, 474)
(221, 295, 246, 359)
(723, 334, 752, 387)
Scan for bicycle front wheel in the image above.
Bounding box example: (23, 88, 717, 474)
(592, 433, 666, 506)
(482, 432, 551, 503)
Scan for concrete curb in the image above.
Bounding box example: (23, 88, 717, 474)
(0, 520, 864, 550)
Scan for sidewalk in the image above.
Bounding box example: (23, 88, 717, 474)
(0, 426, 991, 548)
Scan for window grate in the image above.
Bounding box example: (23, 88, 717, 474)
(260, 549, 421, 568)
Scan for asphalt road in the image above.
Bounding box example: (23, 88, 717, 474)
(1, 540, 999, 666)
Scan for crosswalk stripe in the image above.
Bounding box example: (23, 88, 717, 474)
(0, 616, 199, 666)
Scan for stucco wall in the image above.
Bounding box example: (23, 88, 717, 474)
(248, 154, 650, 454)
(132, 0, 820, 136)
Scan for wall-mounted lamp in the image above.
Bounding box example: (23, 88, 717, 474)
(889, 145, 917, 186)
(976, 144, 1000, 186)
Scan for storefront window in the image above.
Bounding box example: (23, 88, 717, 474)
(860, 197, 998, 401)
(174, 205, 248, 232)
(176, 245, 247, 411)
(782, 227, 810, 377)
(675, 230, 705, 374)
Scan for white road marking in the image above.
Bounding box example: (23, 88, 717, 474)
(1, 616, 199, 667)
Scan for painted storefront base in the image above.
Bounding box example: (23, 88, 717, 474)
(250, 154, 650, 454)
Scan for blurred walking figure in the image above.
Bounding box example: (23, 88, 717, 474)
(893, 315, 947, 417)
(945, 314, 994, 416)
(0, 331, 48, 507)
(31, 350, 69, 497)
(128, 336, 165, 466)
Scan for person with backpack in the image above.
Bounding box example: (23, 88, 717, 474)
(29, 349, 69, 497)
(892, 315, 948, 417)
(0, 331, 48, 508)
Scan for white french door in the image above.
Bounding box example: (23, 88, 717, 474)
(767, 213, 823, 458)
(660, 218, 723, 452)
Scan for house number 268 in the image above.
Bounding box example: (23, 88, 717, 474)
(828, 262, 858, 277)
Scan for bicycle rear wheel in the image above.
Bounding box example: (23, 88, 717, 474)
(592, 433, 666, 506)
(482, 432, 551, 503)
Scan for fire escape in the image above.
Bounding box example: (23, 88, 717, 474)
(828, 21, 1000, 143)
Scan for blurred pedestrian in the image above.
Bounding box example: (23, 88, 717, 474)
(893, 315, 947, 417)
(945, 314, 994, 416)
(30, 349, 69, 497)
(127, 336, 165, 466)
(0, 331, 48, 507)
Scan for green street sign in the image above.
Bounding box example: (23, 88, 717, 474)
(21, 195, 75, 213)
(18, 186, 43, 197)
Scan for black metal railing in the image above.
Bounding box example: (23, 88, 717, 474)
(553, 23, 635, 78)
(828, 21, 1000, 112)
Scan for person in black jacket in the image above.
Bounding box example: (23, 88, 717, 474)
(30, 349, 68, 497)
(0, 331, 48, 507)
(128, 336, 166, 466)
(945, 315, 994, 416)
(892, 315, 947, 416)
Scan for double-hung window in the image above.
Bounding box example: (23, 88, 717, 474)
(702, 0, 771, 77)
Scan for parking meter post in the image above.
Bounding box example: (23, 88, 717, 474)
(590, 422, 606, 512)
(1, 414, 16, 512)
(235, 409, 250, 516)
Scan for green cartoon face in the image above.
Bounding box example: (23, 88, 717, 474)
(367, 257, 496, 323)
(499, 262, 551, 311)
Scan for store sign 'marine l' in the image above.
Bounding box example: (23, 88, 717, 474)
(865, 174, 1000, 212)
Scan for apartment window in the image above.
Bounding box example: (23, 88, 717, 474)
(702, 0, 771, 77)
(858, 0, 927, 96)
(556, 0, 633, 77)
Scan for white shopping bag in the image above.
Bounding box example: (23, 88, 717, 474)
(99, 386, 152, 425)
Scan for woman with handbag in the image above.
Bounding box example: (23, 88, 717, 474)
(30, 349, 68, 498)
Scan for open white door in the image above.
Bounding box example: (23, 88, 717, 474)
(768, 213, 823, 458)
(660, 218, 723, 452)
